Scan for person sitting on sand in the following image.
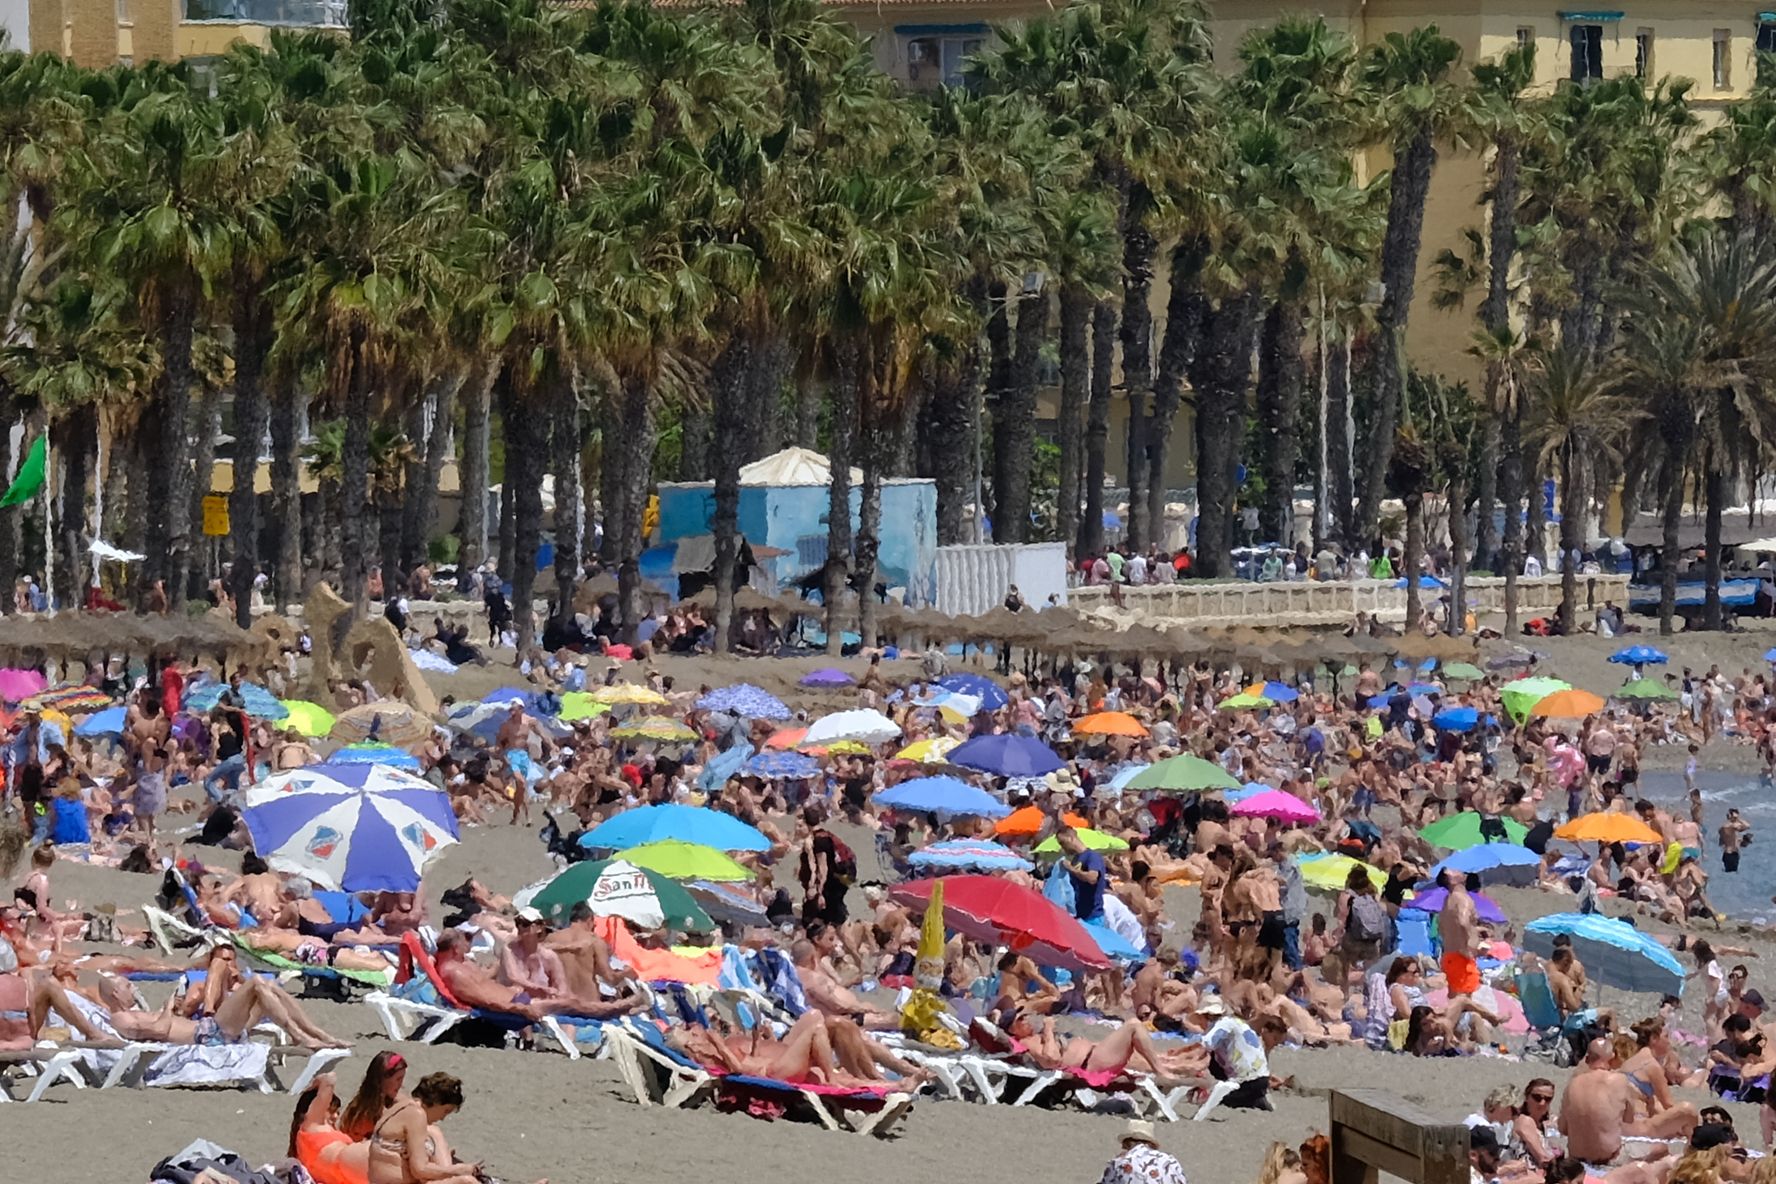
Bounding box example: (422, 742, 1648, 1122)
(1619, 1018, 1697, 1122)
(368, 1071, 541, 1184)
(291, 1071, 372, 1184)
(340, 1050, 410, 1140)
(1560, 1037, 1699, 1165)
(1513, 1078, 1561, 1168)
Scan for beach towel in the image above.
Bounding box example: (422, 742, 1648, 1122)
(592, 916, 722, 986)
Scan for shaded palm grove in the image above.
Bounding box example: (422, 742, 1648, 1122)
(6, 0, 1776, 648)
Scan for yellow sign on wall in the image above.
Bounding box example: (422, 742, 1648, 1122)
(202, 494, 230, 537)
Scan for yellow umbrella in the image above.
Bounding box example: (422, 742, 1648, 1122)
(558, 692, 611, 722)
(592, 683, 669, 707)
(610, 714, 697, 742)
(1033, 828, 1130, 854)
(807, 739, 870, 755)
(622, 840, 754, 882)
(1296, 854, 1386, 893)
(896, 737, 960, 764)
(277, 700, 337, 738)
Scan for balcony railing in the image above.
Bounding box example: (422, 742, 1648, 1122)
(183, 0, 347, 27)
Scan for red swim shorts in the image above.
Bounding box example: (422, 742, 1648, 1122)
(1442, 951, 1481, 995)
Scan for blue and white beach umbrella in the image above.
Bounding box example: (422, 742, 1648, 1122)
(908, 839, 1034, 873)
(331, 743, 422, 771)
(695, 684, 792, 720)
(1523, 913, 1685, 996)
(744, 751, 821, 779)
(186, 680, 289, 720)
(242, 763, 459, 893)
(1608, 646, 1669, 667)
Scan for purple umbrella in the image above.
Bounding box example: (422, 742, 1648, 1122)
(948, 733, 1065, 778)
(799, 668, 855, 688)
(1402, 885, 1508, 925)
(696, 684, 791, 719)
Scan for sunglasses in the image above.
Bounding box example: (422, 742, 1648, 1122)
(1529, 1094, 1554, 1103)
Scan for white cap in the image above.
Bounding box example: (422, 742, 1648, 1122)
(515, 906, 546, 925)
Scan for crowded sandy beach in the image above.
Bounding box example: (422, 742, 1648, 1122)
(3, 611, 1776, 1184)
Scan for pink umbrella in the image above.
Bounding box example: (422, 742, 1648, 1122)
(1229, 788, 1321, 824)
(0, 668, 47, 703)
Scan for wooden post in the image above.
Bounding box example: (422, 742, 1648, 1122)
(1329, 1089, 1468, 1184)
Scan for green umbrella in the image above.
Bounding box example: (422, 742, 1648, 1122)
(1614, 677, 1678, 702)
(1499, 676, 1572, 724)
(277, 699, 337, 738)
(1219, 692, 1274, 710)
(1034, 828, 1130, 854)
(529, 858, 714, 931)
(1126, 754, 1240, 793)
(1442, 662, 1486, 682)
(623, 839, 755, 882)
(1419, 811, 1530, 851)
(559, 692, 611, 722)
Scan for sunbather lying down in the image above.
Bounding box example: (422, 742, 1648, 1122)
(1005, 1014, 1208, 1087)
(674, 1011, 930, 1090)
(89, 972, 349, 1049)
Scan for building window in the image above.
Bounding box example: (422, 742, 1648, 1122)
(1569, 23, 1603, 82)
(116, 0, 129, 21)
(1516, 26, 1535, 48)
(1635, 29, 1652, 79)
(1758, 21, 1776, 55)
(905, 32, 983, 88)
(1715, 29, 1732, 89)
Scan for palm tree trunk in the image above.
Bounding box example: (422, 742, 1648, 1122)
(615, 370, 656, 644)
(1079, 300, 1116, 557)
(340, 328, 373, 615)
(149, 281, 198, 610)
(1473, 415, 1500, 571)
(1704, 457, 1726, 631)
(995, 283, 1047, 544)
(402, 370, 461, 575)
(1256, 298, 1305, 547)
(551, 379, 582, 629)
(1558, 445, 1586, 634)
(510, 387, 549, 654)
(0, 387, 18, 614)
(855, 390, 884, 650)
(1405, 494, 1424, 628)
(1448, 470, 1469, 635)
(53, 405, 92, 611)
(824, 336, 857, 656)
(228, 277, 272, 627)
(1525, 464, 1547, 567)
(928, 283, 983, 546)
(1056, 282, 1091, 558)
(1659, 448, 1683, 635)
(795, 377, 820, 449)
(1475, 136, 1519, 575)
(1188, 291, 1260, 579)
(1327, 331, 1354, 547)
(269, 382, 304, 610)
(496, 378, 518, 583)
(984, 282, 1011, 534)
(1356, 129, 1438, 543)
(598, 385, 623, 567)
(744, 332, 789, 459)
(710, 329, 752, 652)
(187, 381, 224, 601)
(458, 359, 494, 587)
(1147, 241, 1207, 538)
(1120, 182, 1157, 551)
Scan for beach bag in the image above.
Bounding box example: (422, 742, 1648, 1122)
(1044, 860, 1077, 916)
(1347, 894, 1387, 944)
(1386, 1019, 1410, 1052)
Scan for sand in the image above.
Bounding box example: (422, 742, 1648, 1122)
(11, 618, 1776, 1182)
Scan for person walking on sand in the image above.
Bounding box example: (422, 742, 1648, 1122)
(1438, 869, 1483, 1002)
(1100, 1119, 1187, 1184)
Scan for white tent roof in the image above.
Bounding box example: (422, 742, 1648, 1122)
(739, 446, 861, 488)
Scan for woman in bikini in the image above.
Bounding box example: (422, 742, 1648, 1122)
(1007, 1013, 1207, 1084)
(290, 1071, 371, 1184)
(340, 1050, 408, 1140)
(1619, 1018, 1688, 1123)
(368, 1072, 545, 1184)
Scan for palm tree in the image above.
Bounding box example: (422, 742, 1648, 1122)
(1387, 421, 1431, 629)
(1524, 349, 1633, 634)
(1352, 26, 1465, 547)
(1465, 324, 1533, 633)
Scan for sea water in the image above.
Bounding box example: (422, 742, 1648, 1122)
(1637, 769, 1776, 923)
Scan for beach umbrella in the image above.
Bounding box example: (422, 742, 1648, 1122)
(1523, 913, 1685, 995)
(799, 668, 855, 689)
(278, 700, 337, 738)
(1125, 753, 1239, 793)
(1081, 919, 1147, 963)
(1107, 763, 1152, 791)
(241, 763, 459, 892)
(695, 744, 753, 794)
(558, 692, 610, 722)
(891, 875, 1111, 973)
(1442, 663, 1486, 682)
(186, 681, 288, 720)
(1419, 812, 1529, 851)
(481, 686, 540, 710)
(908, 839, 1034, 874)
(686, 880, 769, 928)
(1608, 646, 1669, 667)
(331, 743, 422, 771)
(1614, 678, 1678, 702)
(1430, 706, 1480, 732)
(994, 805, 1089, 838)
(914, 689, 983, 722)
(895, 736, 960, 764)
(623, 839, 754, 882)
(805, 707, 900, 745)
(1229, 789, 1320, 824)
(0, 668, 46, 702)
(582, 805, 770, 852)
(1033, 827, 1129, 854)
(1220, 692, 1274, 710)
(1402, 886, 1507, 925)
(1531, 689, 1606, 719)
(875, 775, 1010, 819)
(1554, 812, 1663, 845)
(1394, 574, 1447, 589)
(764, 726, 808, 750)
(579, 803, 771, 853)
(1073, 711, 1149, 738)
(1226, 782, 1270, 804)
(948, 733, 1065, 778)
(610, 715, 698, 743)
(1766, 648, 1776, 663)
(333, 702, 432, 747)
(808, 739, 871, 756)
(27, 684, 114, 713)
(937, 673, 1009, 711)
(1243, 681, 1300, 703)
(1428, 843, 1541, 886)
(1499, 676, 1573, 724)
(446, 701, 517, 743)
(530, 859, 713, 931)
(695, 684, 791, 720)
(1296, 853, 1387, 893)
(591, 683, 669, 707)
(74, 704, 126, 738)
(743, 750, 820, 779)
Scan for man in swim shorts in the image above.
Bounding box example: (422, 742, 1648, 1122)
(1439, 869, 1483, 996)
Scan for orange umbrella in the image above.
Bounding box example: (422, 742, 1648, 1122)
(995, 806, 1090, 838)
(1531, 689, 1606, 719)
(1073, 711, 1149, 738)
(1554, 812, 1663, 845)
(765, 726, 808, 750)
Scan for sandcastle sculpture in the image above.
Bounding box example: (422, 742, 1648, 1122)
(302, 584, 440, 716)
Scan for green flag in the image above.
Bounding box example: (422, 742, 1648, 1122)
(1, 436, 45, 507)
